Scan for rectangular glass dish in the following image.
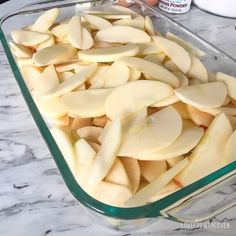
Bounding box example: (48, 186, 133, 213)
(1, 0, 236, 231)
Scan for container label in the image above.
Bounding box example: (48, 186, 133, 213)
(159, 0, 191, 14)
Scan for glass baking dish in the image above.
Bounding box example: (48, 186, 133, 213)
(0, 0, 236, 231)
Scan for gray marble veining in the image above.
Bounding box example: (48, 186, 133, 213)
(0, 1, 236, 235)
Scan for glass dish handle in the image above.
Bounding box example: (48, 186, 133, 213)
(160, 169, 236, 223)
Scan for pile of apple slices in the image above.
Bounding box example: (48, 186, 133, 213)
(10, 6, 236, 207)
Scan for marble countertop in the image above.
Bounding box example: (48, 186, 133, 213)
(0, 1, 236, 236)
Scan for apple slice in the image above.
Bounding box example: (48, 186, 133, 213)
(80, 27, 94, 50)
(11, 30, 49, 46)
(167, 156, 184, 168)
(31, 8, 59, 33)
(175, 82, 227, 108)
(105, 158, 131, 189)
(139, 160, 167, 182)
(88, 142, 100, 153)
(175, 113, 233, 186)
(51, 127, 76, 174)
(208, 71, 217, 82)
(88, 65, 109, 84)
(118, 106, 182, 157)
(120, 157, 140, 193)
(166, 32, 205, 57)
(172, 102, 190, 119)
(9, 41, 34, 58)
(164, 60, 180, 72)
(110, 5, 137, 17)
(106, 80, 174, 120)
(74, 138, 96, 167)
(36, 97, 67, 119)
(152, 36, 191, 73)
(225, 130, 236, 163)
(98, 120, 112, 143)
(228, 115, 236, 130)
(187, 105, 213, 127)
(36, 34, 55, 51)
(95, 26, 151, 43)
(144, 54, 163, 65)
(137, 127, 204, 160)
(84, 14, 112, 30)
(144, 15, 155, 36)
(113, 15, 145, 30)
(71, 117, 92, 130)
(67, 15, 82, 49)
(92, 181, 132, 207)
(216, 72, 236, 100)
(85, 10, 131, 19)
(77, 126, 103, 143)
(187, 56, 208, 82)
(138, 42, 162, 56)
(51, 24, 69, 41)
(87, 118, 121, 189)
(129, 68, 141, 81)
(63, 89, 111, 118)
(78, 44, 139, 62)
(32, 44, 77, 66)
(125, 158, 189, 207)
(119, 57, 179, 87)
(92, 116, 108, 127)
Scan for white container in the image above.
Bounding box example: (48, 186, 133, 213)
(158, 0, 192, 14)
(193, 0, 236, 18)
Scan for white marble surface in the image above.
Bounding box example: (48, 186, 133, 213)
(0, 1, 236, 236)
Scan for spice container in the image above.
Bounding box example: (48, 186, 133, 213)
(158, 0, 192, 14)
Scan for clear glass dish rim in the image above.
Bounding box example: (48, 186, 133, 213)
(0, 0, 235, 220)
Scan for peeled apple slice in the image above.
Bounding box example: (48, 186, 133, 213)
(11, 30, 49, 46)
(139, 160, 167, 182)
(31, 8, 59, 33)
(84, 14, 112, 30)
(32, 44, 77, 66)
(80, 27, 94, 50)
(88, 118, 121, 189)
(9, 41, 33, 58)
(67, 15, 82, 49)
(175, 82, 227, 108)
(105, 158, 131, 189)
(167, 156, 184, 168)
(78, 44, 139, 63)
(95, 26, 151, 43)
(110, 5, 137, 17)
(51, 127, 76, 174)
(106, 80, 174, 120)
(51, 24, 69, 41)
(129, 68, 141, 81)
(119, 57, 179, 87)
(187, 56, 208, 82)
(153, 36, 191, 73)
(113, 15, 145, 30)
(138, 42, 162, 56)
(175, 113, 233, 186)
(36, 35, 55, 51)
(164, 60, 180, 72)
(118, 106, 182, 156)
(71, 117, 92, 130)
(77, 126, 103, 143)
(125, 158, 189, 207)
(63, 89, 111, 118)
(138, 127, 204, 160)
(225, 130, 236, 163)
(216, 72, 236, 100)
(144, 15, 155, 36)
(85, 10, 131, 19)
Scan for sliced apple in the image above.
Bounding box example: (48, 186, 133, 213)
(139, 160, 167, 182)
(152, 36, 191, 73)
(144, 54, 163, 65)
(118, 106, 182, 157)
(125, 158, 189, 206)
(187, 105, 213, 127)
(51, 24, 69, 41)
(98, 120, 112, 143)
(36, 97, 67, 119)
(92, 181, 132, 207)
(32, 44, 77, 66)
(113, 15, 145, 30)
(175, 82, 227, 108)
(74, 138, 96, 167)
(144, 15, 155, 36)
(106, 80, 174, 120)
(85, 10, 131, 20)
(58, 71, 74, 82)
(187, 56, 208, 82)
(87, 118, 121, 189)
(31, 8, 59, 33)
(216, 72, 236, 100)
(77, 126, 103, 143)
(11, 30, 49, 46)
(110, 5, 137, 17)
(71, 117, 92, 130)
(105, 158, 131, 189)
(167, 156, 185, 168)
(88, 142, 100, 153)
(175, 113, 233, 186)
(47, 115, 69, 127)
(137, 127, 204, 160)
(228, 115, 236, 130)
(80, 27, 94, 50)
(129, 68, 141, 81)
(36, 34, 55, 51)
(88, 65, 109, 84)
(63, 89, 111, 118)
(172, 102, 190, 119)
(137, 42, 162, 56)
(118, 57, 179, 87)
(84, 14, 112, 30)
(55, 61, 89, 73)
(166, 32, 205, 57)
(51, 127, 76, 174)
(95, 26, 151, 43)
(92, 116, 108, 127)
(9, 41, 34, 58)
(164, 60, 180, 72)
(67, 15, 82, 49)
(78, 44, 139, 63)
(225, 130, 236, 163)
(208, 71, 217, 82)
(120, 157, 140, 193)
